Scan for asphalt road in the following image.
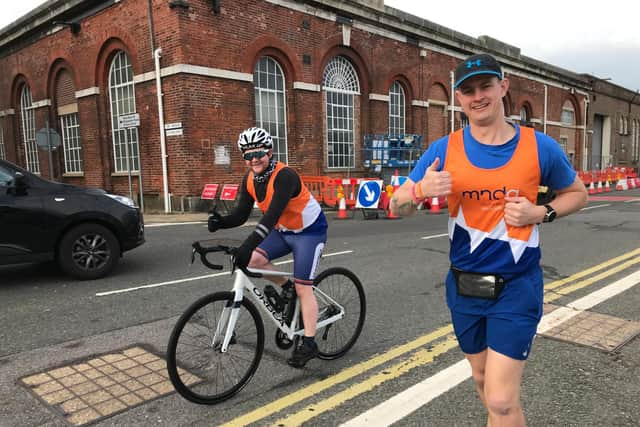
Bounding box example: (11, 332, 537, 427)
(1, 189, 639, 426)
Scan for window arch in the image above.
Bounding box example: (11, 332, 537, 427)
(561, 100, 575, 125)
(253, 56, 287, 163)
(20, 85, 39, 173)
(108, 51, 139, 173)
(322, 56, 360, 169)
(389, 81, 405, 137)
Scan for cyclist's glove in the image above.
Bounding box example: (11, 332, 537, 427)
(232, 242, 253, 269)
(207, 211, 223, 232)
(232, 230, 264, 269)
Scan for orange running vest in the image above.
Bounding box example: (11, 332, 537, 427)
(444, 127, 540, 265)
(246, 162, 321, 232)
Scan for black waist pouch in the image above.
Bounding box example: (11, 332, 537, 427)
(451, 267, 506, 300)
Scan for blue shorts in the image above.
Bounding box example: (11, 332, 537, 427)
(256, 227, 327, 285)
(445, 267, 544, 360)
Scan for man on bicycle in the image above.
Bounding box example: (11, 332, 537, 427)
(207, 127, 328, 368)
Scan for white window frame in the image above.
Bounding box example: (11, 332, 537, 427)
(254, 56, 288, 163)
(20, 85, 39, 173)
(108, 51, 139, 173)
(389, 81, 405, 137)
(560, 102, 575, 125)
(322, 56, 360, 169)
(60, 113, 83, 173)
(0, 123, 5, 160)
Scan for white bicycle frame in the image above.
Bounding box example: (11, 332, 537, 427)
(214, 267, 345, 353)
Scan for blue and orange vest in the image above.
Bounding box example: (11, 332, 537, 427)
(246, 162, 322, 232)
(444, 127, 541, 274)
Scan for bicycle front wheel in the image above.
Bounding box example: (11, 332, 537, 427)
(166, 291, 264, 404)
(314, 267, 366, 360)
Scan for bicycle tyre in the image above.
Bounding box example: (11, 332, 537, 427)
(314, 267, 366, 360)
(166, 291, 265, 404)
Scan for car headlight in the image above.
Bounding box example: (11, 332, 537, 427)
(106, 193, 137, 208)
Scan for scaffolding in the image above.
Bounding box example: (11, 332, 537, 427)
(362, 134, 423, 174)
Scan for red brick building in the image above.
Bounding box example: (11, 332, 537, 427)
(0, 0, 637, 211)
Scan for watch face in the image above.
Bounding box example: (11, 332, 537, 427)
(545, 206, 557, 222)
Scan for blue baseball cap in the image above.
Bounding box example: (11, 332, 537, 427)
(454, 53, 503, 89)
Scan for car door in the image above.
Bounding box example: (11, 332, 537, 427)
(0, 163, 57, 264)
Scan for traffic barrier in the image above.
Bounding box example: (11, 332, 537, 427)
(616, 178, 625, 191)
(629, 177, 637, 189)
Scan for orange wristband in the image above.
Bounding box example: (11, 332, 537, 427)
(411, 182, 426, 204)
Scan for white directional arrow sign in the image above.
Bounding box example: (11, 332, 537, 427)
(356, 180, 383, 209)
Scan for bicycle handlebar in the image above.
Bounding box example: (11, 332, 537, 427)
(191, 241, 262, 278)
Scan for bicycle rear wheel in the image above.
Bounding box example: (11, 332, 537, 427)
(166, 291, 264, 404)
(314, 267, 366, 360)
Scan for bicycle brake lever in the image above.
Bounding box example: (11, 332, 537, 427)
(190, 248, 196, 264)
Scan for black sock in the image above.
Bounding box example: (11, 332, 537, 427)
(302, 336, 315, 346)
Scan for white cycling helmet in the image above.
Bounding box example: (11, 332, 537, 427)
(237, 127, 273, 152)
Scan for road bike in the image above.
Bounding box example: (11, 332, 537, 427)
(166, 239, 366, 404)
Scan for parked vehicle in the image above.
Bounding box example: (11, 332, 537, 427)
(0, 159, 144, 279)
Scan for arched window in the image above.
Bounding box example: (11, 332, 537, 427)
(56, 70, 83, 173)
(108, 51, 139, 173)
(389, 81, 405, 137)
(560, 101, 575, 125)
(254, 56, 287, 163)
(20, 85, 39, 173)
(322, 56, 360, 168)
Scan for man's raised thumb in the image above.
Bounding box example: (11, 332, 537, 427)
(427, 157, 440, 171)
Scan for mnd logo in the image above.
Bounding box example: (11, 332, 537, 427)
(462, 186, 520, 201)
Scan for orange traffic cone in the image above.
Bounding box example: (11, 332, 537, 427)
(336, 195, 349, 219)
(604, 179, 611, 192)
(588, 181, 595, 195)
(596, 181, 603, 193)
(429, 196, 441, 214)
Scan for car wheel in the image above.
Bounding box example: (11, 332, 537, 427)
(58, 223, 120, 280)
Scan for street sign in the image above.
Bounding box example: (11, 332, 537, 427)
(220, 184, 239, 201)
(164, 122, 183, 130)
(118, 113, 140, 129)
(165, 128, 183, 136)
(356, 180, 383, 209)
(200, 183, 219, 200)
(35, 128, 61, 151)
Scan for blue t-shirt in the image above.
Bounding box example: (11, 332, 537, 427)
(411, 124, 576, 278)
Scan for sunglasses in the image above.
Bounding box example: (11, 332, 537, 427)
(243, 150, 269, 161)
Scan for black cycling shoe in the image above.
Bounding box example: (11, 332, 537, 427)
(287, 340, 318, 368)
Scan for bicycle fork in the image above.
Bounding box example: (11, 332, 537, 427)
(212, 276, 246, 353)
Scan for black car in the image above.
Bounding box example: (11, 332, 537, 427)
(0, 159, 144, 280)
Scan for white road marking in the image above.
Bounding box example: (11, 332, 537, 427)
(581, 204, 611, 211)
(340, 269, 640, 426)
(95, 250, 353, 297)
(420, 233, 449, 240)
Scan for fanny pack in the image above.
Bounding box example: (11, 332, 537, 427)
(451, 266, 506, 300)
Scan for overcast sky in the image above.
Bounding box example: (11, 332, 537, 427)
(2, 0, 638, 91)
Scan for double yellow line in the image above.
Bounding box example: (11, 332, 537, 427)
(221, 247, 640, 426)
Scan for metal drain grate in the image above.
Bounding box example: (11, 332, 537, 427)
(19, 346, 197, 426)
(540, 310, 640, 353)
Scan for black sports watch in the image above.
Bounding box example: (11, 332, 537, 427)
(543, 204, 557, 223)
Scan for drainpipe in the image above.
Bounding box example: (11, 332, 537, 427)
(543, 84, 548, 134)
(450, 71, 455, 132)
(154, 48, 170, 213)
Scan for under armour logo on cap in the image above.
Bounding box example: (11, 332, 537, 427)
(455, 53, 503, 88)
